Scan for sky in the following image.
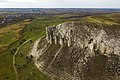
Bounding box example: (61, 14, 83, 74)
(0, 0, 120, 8)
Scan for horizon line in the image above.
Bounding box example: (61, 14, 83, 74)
(0, 7, 120, 9)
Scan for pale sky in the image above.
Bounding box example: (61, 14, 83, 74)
(0, 0, 120, 8)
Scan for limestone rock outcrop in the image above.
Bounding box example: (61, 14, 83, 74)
(46, 23, 74, 47)
(46, 22, 120, 56)
(31, 21, 120, 80)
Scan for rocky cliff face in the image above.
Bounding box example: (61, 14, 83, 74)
(31, 21, 120, 80)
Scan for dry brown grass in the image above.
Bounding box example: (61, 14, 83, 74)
(0, 22, 29, 34)
(0, 20, 31, 53)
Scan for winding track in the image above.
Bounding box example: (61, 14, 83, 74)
(13, 38, 33, 80)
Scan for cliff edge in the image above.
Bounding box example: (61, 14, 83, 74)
(30, 15, 120, 80)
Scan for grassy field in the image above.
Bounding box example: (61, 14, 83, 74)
(0, 21, 30, 53)
(82, 13, 120, 25)
(0, 15, 80, 80)
(1, 12, 119, 80)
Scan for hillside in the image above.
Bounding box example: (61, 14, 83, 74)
(82, 13, 120, 25)
(0, 13, 81, 80)
(31, 13, 120, 80)
(0, 12, 120, 80)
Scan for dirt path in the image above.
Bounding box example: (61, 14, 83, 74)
(47, 46, 63, 69)
(13, 38, 33, 80)
(30, 38, 41, 57)
(30, 37, 59, 80)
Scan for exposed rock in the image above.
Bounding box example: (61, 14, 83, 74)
(31, 21, 120, 80)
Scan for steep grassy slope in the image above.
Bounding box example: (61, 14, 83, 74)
(0, 16, 80, 80)
(33, 13, 120, 80)
(0, 12, 120, 80)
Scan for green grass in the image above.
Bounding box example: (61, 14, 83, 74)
(0, 16, 80, 80)
(82, 13, 120, 25)
(0, 21, 30, 53)
(0, 32, 14, 45)
(22, 18, 65, 39)
(15, 41, 51, 80)
(1, 12, 120, 80)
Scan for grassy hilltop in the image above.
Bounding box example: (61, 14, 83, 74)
(0, 12, 120, 80)
(0, 13, 80, 80)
